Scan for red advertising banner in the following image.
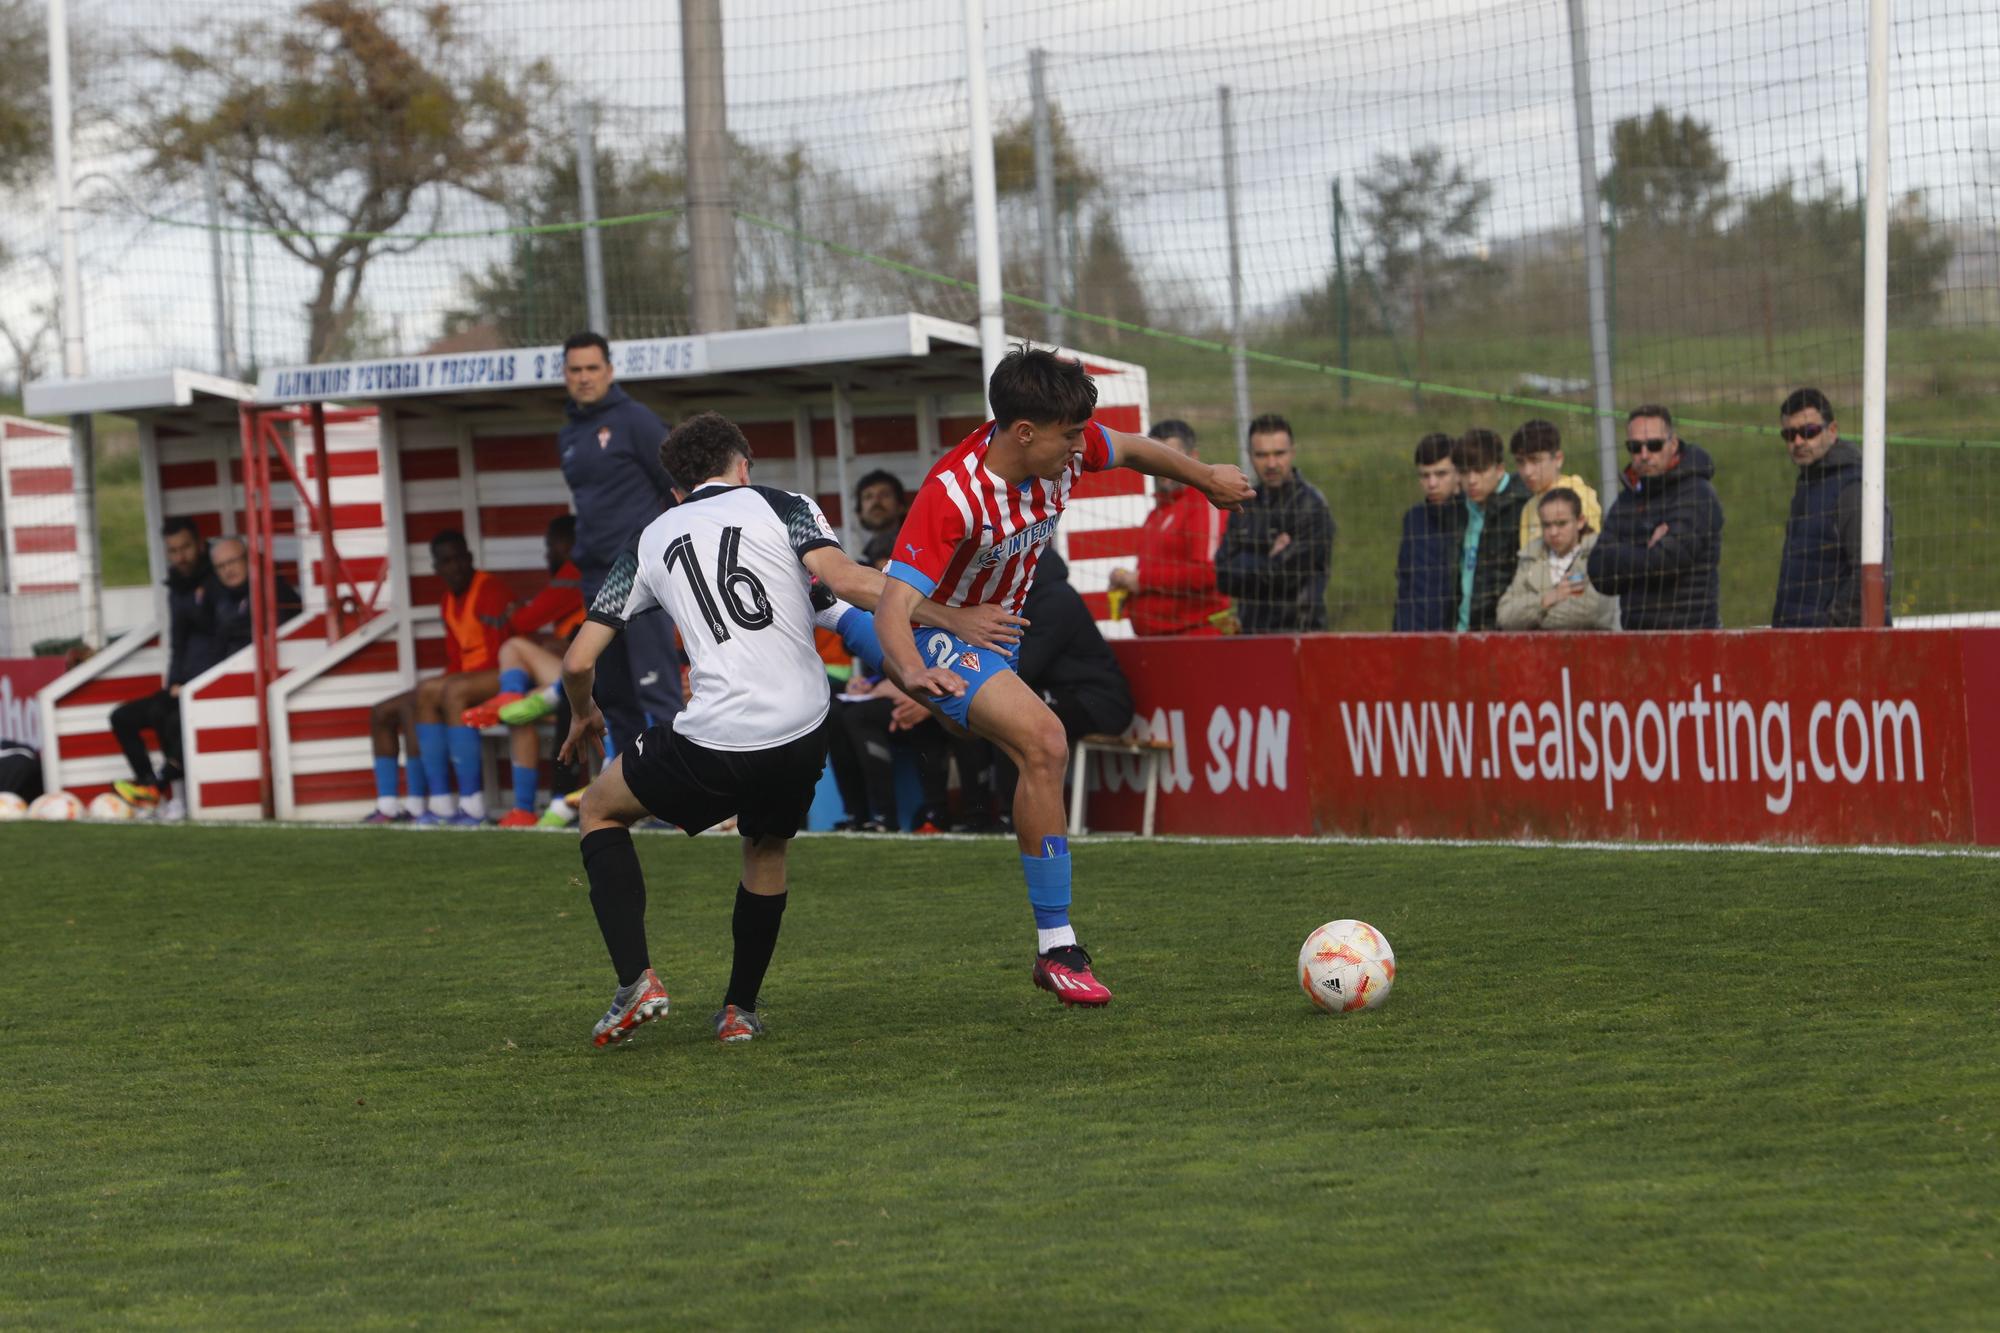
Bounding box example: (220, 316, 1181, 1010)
(0, 656, 66, 749)
(1095, 630, 1997, 845)
(1299, 630, 1982, 845)
(1089, 636, 1313, 836)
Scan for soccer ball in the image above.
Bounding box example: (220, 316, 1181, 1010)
(87, 791, 138, 820)
(1299, 919, 1396, 1014)
(0, 791, 26, 820)
(27, 790, 86, 821)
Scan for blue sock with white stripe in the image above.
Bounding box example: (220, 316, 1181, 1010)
(1022, 835, 1076, 952)
(373, 754, 399, 800)
(499, 667, 532, 696)
(416, 722, 451, 802)
(512, 757, 540, 812)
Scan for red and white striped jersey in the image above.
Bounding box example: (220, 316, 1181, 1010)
(884, 420, 1116, 612)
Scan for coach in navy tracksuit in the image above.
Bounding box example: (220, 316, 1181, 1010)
(557, 331, 684, 753)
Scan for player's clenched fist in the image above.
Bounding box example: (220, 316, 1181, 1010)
(1201, 463, 1256, 511)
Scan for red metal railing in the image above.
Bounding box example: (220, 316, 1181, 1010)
(236, 401, 383, 818)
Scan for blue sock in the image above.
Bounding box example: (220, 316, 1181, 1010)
(416, 722, 450, 798)
(373, 755, 399, 800)
(448, 724, 484, 797)
(836, 605, 885, 677)
(499, 667, 532, 696)
(1021, 835, 1072, 929)
(512, 758, 540, 812)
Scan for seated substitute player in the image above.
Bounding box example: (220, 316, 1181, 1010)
(561, 411, 1019, 1048)
(460, 514, 592, 827)
(365, 530, 514, 825)
(873, 345, 1254, 1007)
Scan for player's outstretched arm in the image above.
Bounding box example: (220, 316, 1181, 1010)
(1107, 428, 1256, 511)
(802, 547, 1025, 652)
(873, 577, 970, 702)
(558, 620, 616, 764)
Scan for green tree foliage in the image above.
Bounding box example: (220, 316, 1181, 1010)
(136, 0, 555, 362)
(1601, 108, 1730, 233)
(0, 0, 46, 191)
(1356, 145, 1494, 368)
(1072, 209, 1150, 340)
(1732, 178, 1954, 325)
(446, 146, 688, 345)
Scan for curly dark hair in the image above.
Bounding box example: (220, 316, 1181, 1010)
(661, 411, 751, 491)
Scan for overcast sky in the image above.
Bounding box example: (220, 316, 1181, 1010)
(5, 0, 1996, 379)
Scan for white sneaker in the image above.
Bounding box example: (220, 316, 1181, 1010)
(158, 797, 187, 822)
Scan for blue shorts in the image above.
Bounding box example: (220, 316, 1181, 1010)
(910, 626, 1014, 730)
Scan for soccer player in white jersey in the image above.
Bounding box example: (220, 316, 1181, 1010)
(561, 411, 1016, 1047)
(875, 346, 1255, 1005)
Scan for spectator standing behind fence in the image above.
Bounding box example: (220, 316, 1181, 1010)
(1215, 413, 1333, 632)
(109, 518, 219, 816)
(1496, 489, 1619, 631)
(1588, 405, 1725, 630)
(1510, 419, 1602, 549)
(558, 332, 685, 754)
(853, 469, 910, 570)
(1393, 432, 1466, 631)
(1109, 420, 1232, 636)
(1771, 388, 1887, 627)
(1452, 429, 1529, 631)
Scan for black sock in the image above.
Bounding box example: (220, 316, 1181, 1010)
(581, 827, 650, 987)
(724, 884, 788, 1012)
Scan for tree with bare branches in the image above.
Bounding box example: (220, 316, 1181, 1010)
(135, 0, 555, 362)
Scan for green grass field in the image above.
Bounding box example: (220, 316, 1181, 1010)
(5, 825, 1998, 1327)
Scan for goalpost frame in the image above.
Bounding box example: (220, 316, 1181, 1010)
(1860, 0, 1890, 627)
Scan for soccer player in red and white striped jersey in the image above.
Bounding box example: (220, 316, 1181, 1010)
(876, 345, 1254, 1006)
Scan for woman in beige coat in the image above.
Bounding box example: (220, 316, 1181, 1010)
(1495, 488, 1620, 631)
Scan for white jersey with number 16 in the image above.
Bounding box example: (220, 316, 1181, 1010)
(588, 483, 841, 751)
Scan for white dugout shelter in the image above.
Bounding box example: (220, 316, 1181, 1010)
(28, 315, 1151, 822)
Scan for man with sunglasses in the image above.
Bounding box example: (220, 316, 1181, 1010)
(1771, 388, 1887, 627)
(1588, 404, 1724, 630)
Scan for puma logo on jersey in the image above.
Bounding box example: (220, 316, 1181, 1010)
(903, 542, 923, 558)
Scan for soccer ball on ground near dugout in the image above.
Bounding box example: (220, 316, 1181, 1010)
(0, 791, 26, 820)
(27, 790, 86, 821)
(1299, 919, 1395, 1014)
(87, 791, 138, 820)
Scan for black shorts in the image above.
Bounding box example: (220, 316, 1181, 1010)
(620, 717, 830, 840)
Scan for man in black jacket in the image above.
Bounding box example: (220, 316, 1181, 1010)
(1771, 388, 1887, 627)
(1393, 432, 1466, 631)
(1588, 405, 1725, 630)
(1215, 414, 1334, 632)
(205, 536, 304, 658)
(1451, 428, 1529, 631)
(110, 519, 219, 812)
(990, 551, 1136, 812)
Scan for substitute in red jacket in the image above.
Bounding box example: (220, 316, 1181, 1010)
(1109, 420, 1232, 636)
